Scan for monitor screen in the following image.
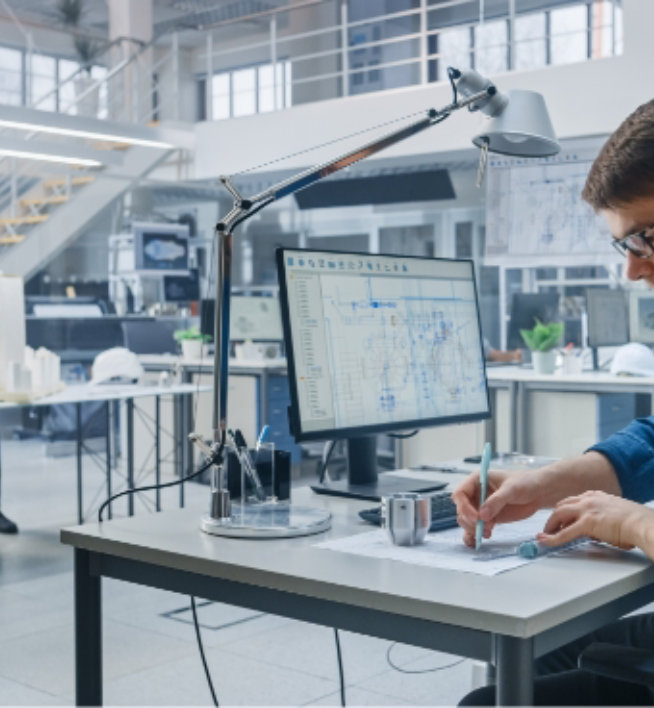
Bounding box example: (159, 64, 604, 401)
(200, 296, 283, 341)
(133, 222, 190, 274)
(586, 289, 629, 347)
(629, 290, 654, 344)
(163, 269, 200, 303)
(277, 248, 490, 441)
(507, 293, 561, 349)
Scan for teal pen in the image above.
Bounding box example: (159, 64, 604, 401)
(475, 442, 492, 551)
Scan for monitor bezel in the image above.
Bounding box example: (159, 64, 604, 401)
(276, 246, 491, 443)
(629, 290, 654, 345)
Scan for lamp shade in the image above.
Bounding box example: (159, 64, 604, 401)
(472, 89, 559, 157)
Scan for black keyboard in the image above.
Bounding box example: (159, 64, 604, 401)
(358, 491, 458, 532)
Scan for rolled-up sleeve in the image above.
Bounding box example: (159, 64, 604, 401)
(589, 417, 654, 503)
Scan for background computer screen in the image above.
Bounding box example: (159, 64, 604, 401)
(586, 288, 629, 347)
(277, 248, 490, 443)
(133, 222, 190, 274)
(507, 292, 561, 349)
(200, 296, 283, 341)
(163, 269, 200, 303)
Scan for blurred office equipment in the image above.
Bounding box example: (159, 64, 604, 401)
(277, 248, 490, 500)
(121, 320, 178, 355)
(507, 292, 561, 350)
(586, 289, 629, 369)
(163, 268, 200, 304)
(629, 290, 654, 345)
(200, 295, 283, 343)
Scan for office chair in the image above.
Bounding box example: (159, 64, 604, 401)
(121, 320, 178, 355)
(578, 642, 654, 687)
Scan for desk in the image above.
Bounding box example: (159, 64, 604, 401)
(62, 485, 654, 706)
(0, 383, 209, 524)
(487, 367, 654, 455)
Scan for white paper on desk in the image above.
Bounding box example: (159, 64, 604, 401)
(317, 510, 572, 576)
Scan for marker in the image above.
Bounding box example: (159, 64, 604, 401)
(518, 536, 589, 559)
(256, 425, 270, 451)
(475, 442, 492, 551)
(229, 429, 267, 502)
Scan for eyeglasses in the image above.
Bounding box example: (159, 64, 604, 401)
(612, 229, 654, 259)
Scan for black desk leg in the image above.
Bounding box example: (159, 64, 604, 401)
(76, 403, 83, 524)
(495, 635, 533, 706)
(105, 401, 112, 521)
(155, 396, 161, 512)
(74, 549, 102, 706)
(126, 399, 134, 516)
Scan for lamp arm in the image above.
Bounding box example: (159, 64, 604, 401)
(194, 83, 496, 516)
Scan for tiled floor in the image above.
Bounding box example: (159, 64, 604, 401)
(0, 439, 473, 706)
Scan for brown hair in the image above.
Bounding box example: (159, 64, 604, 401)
(582, 98, 654, 210)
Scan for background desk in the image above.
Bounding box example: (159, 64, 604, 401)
(0, 383, 209, 524)
(62, 483, 654, 706)
(487, 367, 652, 457)
(138, 355, 301, 462)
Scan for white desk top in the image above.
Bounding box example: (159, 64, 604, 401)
(486, 365, 654, 387)
(0, 382, 211, 409)
(60, 483, 654, 640)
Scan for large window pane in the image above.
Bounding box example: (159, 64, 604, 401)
(258, 64, 275, 113)
(514, 12, 546, 71)
(437, 26, 471, 80)
(212, 73, 230, 119)
(551, 4, 588, 65)
(30, 54, 56, 110)
(58, 58, 78, 113)
(474, 19, 507, 75)
(0, 47, 22, 105)
(232, 67, 256, 117)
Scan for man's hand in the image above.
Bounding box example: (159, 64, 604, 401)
(537, 490, 654, 551)
(452, 469, 546, 547)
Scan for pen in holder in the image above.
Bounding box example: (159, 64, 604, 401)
(254, 441, 276, 501)
(225, 447, 291, 502)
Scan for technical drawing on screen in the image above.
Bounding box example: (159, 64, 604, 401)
(277, 248, 491, 500)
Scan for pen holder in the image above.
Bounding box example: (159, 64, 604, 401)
(560, 350, 583, 374)
(226, 448, 291, 502)
(381, 492, 430, 546)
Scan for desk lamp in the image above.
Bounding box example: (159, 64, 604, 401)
(192, 66, 560, 538)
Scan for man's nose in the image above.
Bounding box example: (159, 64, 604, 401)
(625, 250, 654, 281)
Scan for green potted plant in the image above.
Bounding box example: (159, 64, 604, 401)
(174, 327, 210, 360)
(520, 319, 564, 374)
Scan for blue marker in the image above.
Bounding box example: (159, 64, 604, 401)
(475, 442, 492, 551)
(518, 537, 588, 559)
(256, 425, 270, 450)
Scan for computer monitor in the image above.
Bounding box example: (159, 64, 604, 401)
(507, 292, 561, 350)
(133, 222, 190, 274)
(200, 296, 283, 341)
(629, 290, 654, 344)
(586, 289, 629, 347)
(163, 269, 200, 303)
(277, 247, 491, 500)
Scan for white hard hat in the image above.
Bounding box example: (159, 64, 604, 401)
(91, 347, 144, 384)
(610, 342, 654, 377)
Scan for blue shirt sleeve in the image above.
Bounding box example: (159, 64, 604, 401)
(589, 416, 654, 503)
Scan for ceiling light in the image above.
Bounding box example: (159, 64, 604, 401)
(0, 148, 102, 166)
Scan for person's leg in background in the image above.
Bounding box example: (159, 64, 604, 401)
(459, 614, 654, 706)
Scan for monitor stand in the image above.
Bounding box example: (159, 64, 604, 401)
(311, 435, 447, 502)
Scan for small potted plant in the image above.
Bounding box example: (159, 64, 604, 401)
(174, 327, 209, 360)
(520, 319, 564, 374)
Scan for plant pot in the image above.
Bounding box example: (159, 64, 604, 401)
(532, 350, 557, 375)
(181, 339, 203, 360)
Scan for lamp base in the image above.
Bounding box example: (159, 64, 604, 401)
(200, 502, 331, 538)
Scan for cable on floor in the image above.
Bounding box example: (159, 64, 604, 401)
(191, 595, 219, 706)
(386, 642, 466, 674)
(334, 628, 346, 706)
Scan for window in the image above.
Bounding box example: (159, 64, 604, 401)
(210, 60, 292, 119)
(514, 12, 546, 71)
(474, 19, 507, 75)
(550, 4, 588, 65)
(0, 47, 22, 105)
(29, 54, 57, 111)
(437, 26, 471, 80)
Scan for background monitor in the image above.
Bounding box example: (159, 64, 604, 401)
(200, 296, 283, 341)
(277, 247, 490, 500)
(629, 290, 654, 344)
(163, 269, 200, 303)
(507, 292, 561, 349)
(586, 288, 629, 348)
(133, 222, 190, 274)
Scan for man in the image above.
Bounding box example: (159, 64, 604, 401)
(456, 97, 654, 705)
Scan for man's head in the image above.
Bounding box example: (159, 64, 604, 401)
(583, 99, 654, 285)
